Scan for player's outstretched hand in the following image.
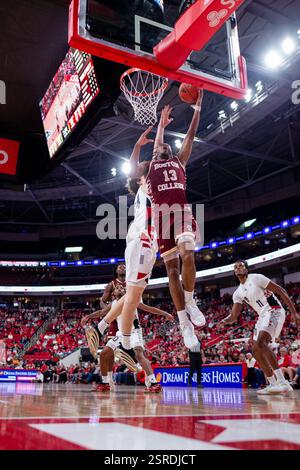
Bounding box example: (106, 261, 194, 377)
(192, 88, 204, 112)
(159, 105, 173, 128)
(165, 313, 174, 321)
(137, 126, 154, 146)
(81, 316, 88, 327)
(221, 315, 234, 325)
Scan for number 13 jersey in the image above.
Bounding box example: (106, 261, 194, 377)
(146, 156, 188, 208)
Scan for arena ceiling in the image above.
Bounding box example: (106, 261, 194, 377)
(0, 0, 300, 230)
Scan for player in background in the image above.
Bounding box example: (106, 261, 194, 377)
(124, 95, 205, 351)
(81, 296, 172, 392)
(94, 264, 126, 375)
(223, 260, 300, 394)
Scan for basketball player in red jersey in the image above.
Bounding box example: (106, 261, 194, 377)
(146, 94, 206, 348)
(101, 264, 126, 337)
(98, 264, 126, 373)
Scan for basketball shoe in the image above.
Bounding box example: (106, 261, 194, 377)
(257, 383, 291, 395)
(185, 300, 206, 327)
(144, 383, 162, 393)
(94, 383, 110, 393)
(276, 381, 293, 392)
(180, 321, 199, 349)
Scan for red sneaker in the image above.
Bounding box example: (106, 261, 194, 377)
(94, 383, 110, 393)
(144, 383, 162, 393)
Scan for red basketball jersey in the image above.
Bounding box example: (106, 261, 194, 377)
(111, 278, 126, 301)
(146, 157, 189, 207)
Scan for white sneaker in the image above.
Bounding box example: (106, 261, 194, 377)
(277, 381, 293, 392)
(185, 300, 206, 327)
(257, 383, 290, 395)
(180, 321, 199, 349)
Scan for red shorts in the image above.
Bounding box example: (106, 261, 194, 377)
(107, 320, 118, 338)
(156, 209, 199, 257)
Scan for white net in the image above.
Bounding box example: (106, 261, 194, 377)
(120, 68, 168, 126)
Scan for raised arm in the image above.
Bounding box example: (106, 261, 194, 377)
(138, 302, 174, 321)
(101, 282, 114, 304)
(222, 303, 243, 325)
(266, 281, 300, 326)
(129, 126, 154, 176)
(178, 89, 203, 168)
(81, 304, 111, 327)
(153, 105, 173, 158)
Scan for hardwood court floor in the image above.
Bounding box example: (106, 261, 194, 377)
(0, 383, 300, 450)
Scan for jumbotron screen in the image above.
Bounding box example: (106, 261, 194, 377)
(40, 48, 100, 158)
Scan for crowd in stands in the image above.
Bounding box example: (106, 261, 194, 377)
(1, 283, 300, 388)
(24, 310, 86, 363)
(0, 309, 48, 363)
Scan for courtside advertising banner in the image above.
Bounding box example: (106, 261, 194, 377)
(154, 363, 247, 388)
(0, 369, 38, 383)
(0, 137, 20, 176)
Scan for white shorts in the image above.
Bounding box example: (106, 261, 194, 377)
(253, 307, 286, 342)
(106, 328, 144, 351)
(125, 238, 157, 288)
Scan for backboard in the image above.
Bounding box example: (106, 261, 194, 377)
(69, 0, 248, 100)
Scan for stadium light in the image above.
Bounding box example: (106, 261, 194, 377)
(245, 89, 253, 103)
(218, 110, 226, 120)
(264, 50, 283, 69)
(282, 37, 296, 54)
(122, 161, 131, 175)
(255, 81, 264, 93)
(175, 139, 182, 149)
(64, 247, 83, 253)
(111, 168, 117, 177)
(246, 233, 253, 239)
(244, 218, 256, 228)
(292, 216, 300, 224)
(263, 227, 271, 234)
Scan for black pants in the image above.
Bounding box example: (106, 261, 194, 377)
(188, 353, 202, 385)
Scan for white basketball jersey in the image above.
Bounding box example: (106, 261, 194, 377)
(233, 273, 283, 317)
(126, 186, 156, 245)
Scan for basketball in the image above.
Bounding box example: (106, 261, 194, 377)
(179, 83, 199, 104)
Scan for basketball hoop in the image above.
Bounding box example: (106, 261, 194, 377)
(120, 68, 168, 126)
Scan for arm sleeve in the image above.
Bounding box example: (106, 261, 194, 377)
(253, 274, 270, 289)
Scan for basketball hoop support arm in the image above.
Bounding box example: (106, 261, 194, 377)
(154, 0, 247, 70)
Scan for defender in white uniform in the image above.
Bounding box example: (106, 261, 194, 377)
(224, 260, 300, 395)
(119, 127, 162, 355)
(125, 184, 157, 289)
